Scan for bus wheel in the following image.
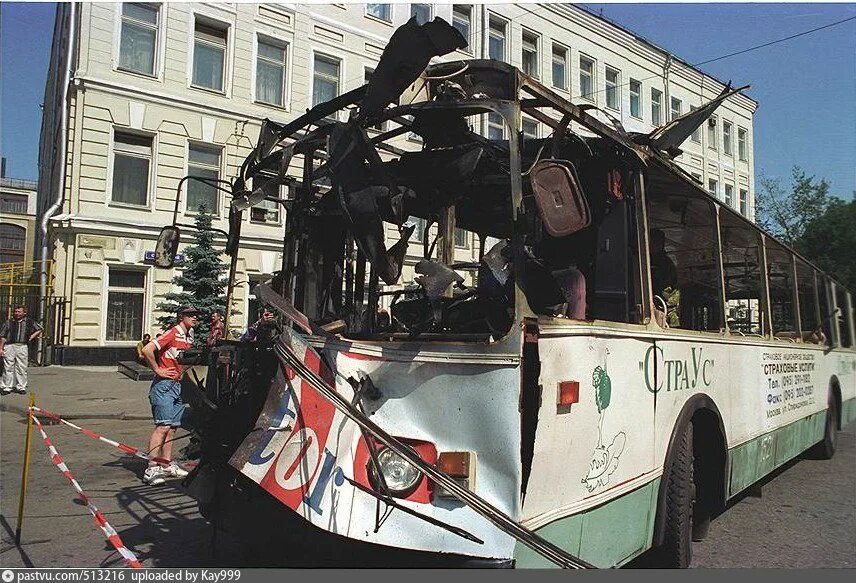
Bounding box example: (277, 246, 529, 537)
(813, 399, 838, 460)
(659, 421, 695, 568)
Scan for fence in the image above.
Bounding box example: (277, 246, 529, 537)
(0, 260, 69, 364)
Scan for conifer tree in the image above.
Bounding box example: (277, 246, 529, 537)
(156, 205, 227, 344)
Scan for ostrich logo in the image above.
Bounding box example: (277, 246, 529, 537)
(582, 355, 626, 493)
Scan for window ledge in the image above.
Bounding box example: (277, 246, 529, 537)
(364, 14, 394, 26)
(630, 114, 644, 121)
(190, 84, 227, 97)
(254, 99, 289, 112)
(116, 67, 160, 81)
(108, 201, 151, 211)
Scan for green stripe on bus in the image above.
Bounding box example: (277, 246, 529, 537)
(514, 478, 660, 568)
(728, 410, 828, 498)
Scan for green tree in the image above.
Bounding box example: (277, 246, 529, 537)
(156, 205, 227, 344)
(755, 166, 831, 246)
(794, 198, 856, 292)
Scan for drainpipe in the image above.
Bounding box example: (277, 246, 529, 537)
(662, 54, 673, 124)
(39, 2, 77, 354)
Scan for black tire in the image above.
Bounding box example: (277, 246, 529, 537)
(658, 421, 695, 568)
(813, 399, 838, 460)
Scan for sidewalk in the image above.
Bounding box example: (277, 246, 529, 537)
(0, 366, 211, 567)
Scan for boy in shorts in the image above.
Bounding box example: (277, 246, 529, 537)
(140, 306, 199, 485)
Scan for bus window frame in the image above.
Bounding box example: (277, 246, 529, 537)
(763, 234, 799, 341)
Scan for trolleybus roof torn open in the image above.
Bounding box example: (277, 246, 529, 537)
(160, 15, 854, 570)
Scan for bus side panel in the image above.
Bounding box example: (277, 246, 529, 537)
(835, 352, 856, 424)
(519, 333, 656, 568)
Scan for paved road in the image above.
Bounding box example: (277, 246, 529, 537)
(1, 367, 853, 568)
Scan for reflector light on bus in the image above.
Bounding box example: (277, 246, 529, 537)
(558, 380, 580, 406)
(435, 451, 476, 499)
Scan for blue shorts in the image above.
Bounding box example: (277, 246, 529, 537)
(149, 378, 186, 427)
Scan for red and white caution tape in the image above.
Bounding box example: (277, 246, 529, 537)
(30, 406, 172, 466)
(30, 412, 143, 568)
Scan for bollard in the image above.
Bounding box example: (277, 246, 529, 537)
(15, 393, 35, 545)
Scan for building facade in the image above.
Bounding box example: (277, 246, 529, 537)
(38, 2, 757, 364)
(1, 177, 39, 267)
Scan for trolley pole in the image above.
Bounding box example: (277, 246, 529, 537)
(15, 392, 36, 545)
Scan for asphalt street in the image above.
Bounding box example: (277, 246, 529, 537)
(0, 366, 853, 568)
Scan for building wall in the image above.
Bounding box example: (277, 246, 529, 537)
(0, 179, 39, 267)
(40, 3, 758, 361)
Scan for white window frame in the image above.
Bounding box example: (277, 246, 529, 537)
(605, 65, 620, 112)
(522, 116, 539, 139)
(487, 14, 508, 62)
(310, 49, 344, 120)
(452, 5, 473, 54)
(738, 127, 748, 161)
(189, 12, 232, 95)
(184, 141, 225, 217)
(486, 111, 506, 140)
(724, 183, 734, 207)
(521, 29, 540, 79)
(708, 178, 718, 199)
(108, 128, 155, 209)
(551, 42, 568, 91)
(102, 265, 150, 345)
(707, 115, 718, 151)
(670, 96, 682, 121)
(365, 3, 393, 23)
(115, 3, 164, 79)
(578, 54, 596, 102)
(690, 106, 702, 143)
(629, 78, 642, 120)
(723, 120, 734, 157)
(253, 33, 291, 110)
(739, 188, 748, 216)
(651, 88, 663, 126)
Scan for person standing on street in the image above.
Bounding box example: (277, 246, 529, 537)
(140, 305, 199, 485)
(206, 310, 224, 348)
(0, 305, 43, 395)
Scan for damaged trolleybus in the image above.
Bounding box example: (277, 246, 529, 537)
(156, 17, 856, 569)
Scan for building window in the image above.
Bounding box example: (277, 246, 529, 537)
(105, 268, 145, 342)
(651, 88, 663, 125)
(408, 216, 427, 243)
(522, 117, 538, 139)
(410, 3, 431, 25)
(0, 223, 26, 264)
(455, 228, 469, 248)
(312, 54, 341, 112)
(487, 112, 505, 140)
(690, 106, 701, 142)
(739, 189, 748, 216)
(707, 116, 718, 150)
(738, 127, 748, 161)
(629, 79, 642, 119)
(579, 55, 594, 100)
(707, 179, 718, 200)
(366, 4, 391, 22)
(670, 96, 682, 121)
(256, 38, 287, 107)
(723, 120, 733, 156)
(552, 44, 567, 90)
(488, 17, 506, 61)
(522, 30, 539, 78)
(724, 184, 734, 207)
(187, 144, 221, 214)
(192, 19, 227, 92)
(452, 5, 471, 50)
(249, 178, 281, 224)
(119, 3, 159, 76)
(0, 194, 28, 215)
(111, 131, 152, 206)
(605, 66, 620, 111)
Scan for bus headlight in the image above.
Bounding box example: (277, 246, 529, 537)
(369, 447, 421, 497)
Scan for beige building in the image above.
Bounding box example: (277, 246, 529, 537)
(38, 2, 757, 364)
(1, 176, 39, 267)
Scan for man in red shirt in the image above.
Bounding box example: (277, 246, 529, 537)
(140, 306, 199, 485)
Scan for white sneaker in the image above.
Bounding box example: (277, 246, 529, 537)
(13, 388, 26, 394)
(0, 388, 11, 396)
(163, 462, 188, 478)
(143, 465, 166, 485)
